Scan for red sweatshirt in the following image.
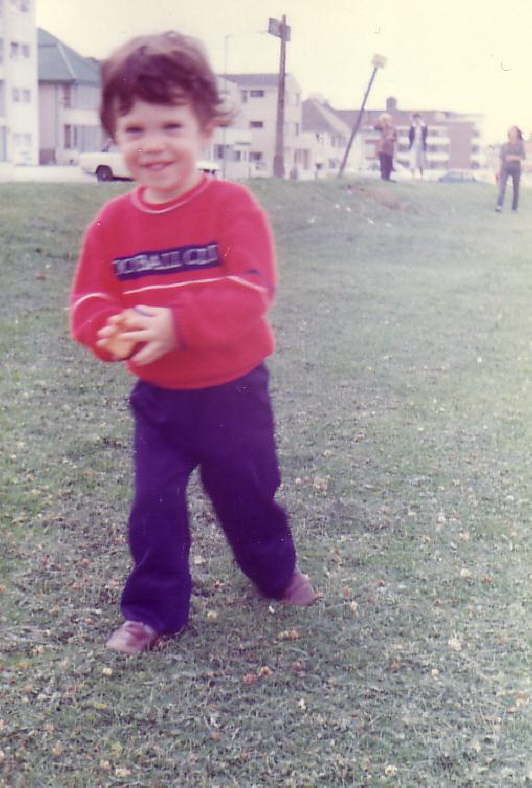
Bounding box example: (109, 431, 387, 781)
(70, 176, 276, 389)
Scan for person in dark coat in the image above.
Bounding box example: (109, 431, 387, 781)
(496, 126, 526, 212)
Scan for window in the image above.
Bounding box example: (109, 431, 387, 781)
(250, 121, 263, 128)
(295, 123, 300, 137)
(250, 90, 264, 98)
(22, 89, 30, 102)
(295, 148, 310, 169)
(214, 144, 225, 159)
(64, 124, 77, 149)
(62, 84, 72, 108)
(233, 150, 242, 162)
(12, 88, 19, 102)
(240, 90, 248, 103)
(249, 151, 263, 162)
(10, 41, 30, 58)
(13, 132, 31, 146)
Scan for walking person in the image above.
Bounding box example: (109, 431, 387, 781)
(496, 126, 526, 212)
(408, 113, 428, 179)
(70, 31, 317, 654)
(374, 113, 397, 181)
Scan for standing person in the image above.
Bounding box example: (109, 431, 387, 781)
(374, 113, 397, 181)
(496, 126, 526, 212)
(408, 113, 428, 179)
(70, 31, 317, 655)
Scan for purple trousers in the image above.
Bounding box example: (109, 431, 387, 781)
(121, 364, 296, 633)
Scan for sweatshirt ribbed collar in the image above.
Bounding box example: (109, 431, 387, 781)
(131, 174, 212, 214)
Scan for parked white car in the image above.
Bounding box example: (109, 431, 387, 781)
(79, 144, 129, 181)
(79, 144, 220, 181)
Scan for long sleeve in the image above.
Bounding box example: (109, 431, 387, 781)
(167, 198, 276, 350)
(70, 220, 124, 361)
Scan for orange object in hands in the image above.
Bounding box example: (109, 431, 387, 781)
(100, 307, 149, 360)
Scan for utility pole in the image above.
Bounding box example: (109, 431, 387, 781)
(338, 54, 387, 179)
(268, 15, 291, 178)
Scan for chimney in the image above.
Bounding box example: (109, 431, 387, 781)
(386, 97, 397, 113)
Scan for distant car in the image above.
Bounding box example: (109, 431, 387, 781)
(438, 169, 477, 183)
(79, 144, 219, 181)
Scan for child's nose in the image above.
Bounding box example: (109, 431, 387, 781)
(140, 132, 165, 152)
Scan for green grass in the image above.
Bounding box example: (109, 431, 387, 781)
(1, 178, 532, 786)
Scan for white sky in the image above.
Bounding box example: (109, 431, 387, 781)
(36, 0, 532, 143)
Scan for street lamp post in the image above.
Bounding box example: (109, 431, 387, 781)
(337, 54, 387, 179)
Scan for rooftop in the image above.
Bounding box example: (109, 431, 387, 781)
(302, 98, 350, 136)
(38, 28, 100, 85)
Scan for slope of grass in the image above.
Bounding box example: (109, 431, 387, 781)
(1, 179, 531, 786)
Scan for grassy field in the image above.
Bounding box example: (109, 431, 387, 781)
(1, 177, 532, 786)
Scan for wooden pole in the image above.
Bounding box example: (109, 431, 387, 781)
(273, 14, 287, 178)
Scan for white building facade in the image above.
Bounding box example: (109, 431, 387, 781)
(38, 28, 102, 164)
(224, 73, 302, 177)
(0, 0, 38, 168)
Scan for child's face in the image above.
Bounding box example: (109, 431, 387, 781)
(115, 99, 212, 203)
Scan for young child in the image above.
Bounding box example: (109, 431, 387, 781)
(70, 31, 317, 654)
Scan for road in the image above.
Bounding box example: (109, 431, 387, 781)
(0, 165, 95, 183)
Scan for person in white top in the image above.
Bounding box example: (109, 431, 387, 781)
(408, 114, 428, 179)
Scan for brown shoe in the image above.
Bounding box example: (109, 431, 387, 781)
(281, 570, 318, 606)
(106, 621, 159, 654)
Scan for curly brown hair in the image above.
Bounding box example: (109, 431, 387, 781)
(100, 31, 227, 137)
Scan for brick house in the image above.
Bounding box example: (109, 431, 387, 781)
(333, 97, 485, 172)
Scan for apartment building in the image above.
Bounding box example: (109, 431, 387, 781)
(202, 75, 252, 179)
(334, 97, 485, 172)
(224, 72, 302, 177)
(38, 28, 102, 164)
(0, 0, 38, 168)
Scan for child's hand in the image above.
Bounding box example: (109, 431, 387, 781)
(119, 305, 177, 366)
(97, 311, 139, 360)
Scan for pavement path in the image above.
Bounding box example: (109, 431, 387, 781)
(0, 165, 96, 184)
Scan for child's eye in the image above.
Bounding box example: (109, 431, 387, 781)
(165, 123, 183, 131)
(125, 126, 143, 135)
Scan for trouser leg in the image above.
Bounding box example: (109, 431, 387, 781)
(381, 154, 393, 180)
(379, 153, 387, 180)
(512, 170, 520, 210)
(497, 169, 509, 207)
(198, 365, 296, 598)
(121, 382, 195, 634)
